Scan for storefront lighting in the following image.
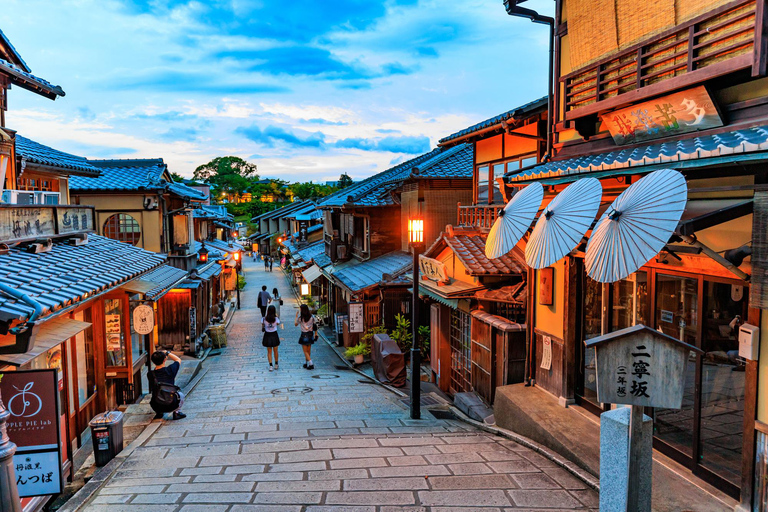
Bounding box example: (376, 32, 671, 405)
(300, 283, 310, 296)
(408, 218, 424, 245)
(232, 231, 238, 238)
(233, 252, 240, 261)
(198, 242, 209, 263)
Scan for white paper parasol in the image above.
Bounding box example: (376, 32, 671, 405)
(485, 182, 544, 260)
(585, 169, 687, 283)
(525, 177, 602, 269)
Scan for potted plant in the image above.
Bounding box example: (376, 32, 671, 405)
(317, 303, 330, 324)
(345, 342, 370, 365)
(418, 325, 430, 361)
(390, 314, 412, 356)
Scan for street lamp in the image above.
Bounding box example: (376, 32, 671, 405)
(198, 242, 209, 263)
(408, 216, 425, 420)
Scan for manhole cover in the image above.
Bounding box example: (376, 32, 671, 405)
(311, 374, 340, 379)
(271, 387, 313, 395)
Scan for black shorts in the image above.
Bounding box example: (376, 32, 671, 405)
(262, 331, 280, 347)
(298, 331, 315, 346)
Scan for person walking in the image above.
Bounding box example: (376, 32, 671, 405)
(148, 350, 186, 420)
(257, 285, 271, 317)
(269, 255, 274, 272)
(262, 305, 281, 371)
(264, 255, 269, 271)
(271, 287, 282, 318)
(295, 304, 318, 370)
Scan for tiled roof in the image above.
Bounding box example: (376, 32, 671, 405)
(439, 96, 547, 145)
(506, 124, 768, 183)
(134, 264, 189, 300)
(320, 144, 472, 208)
(281, 238, 299, 254)
(0, 58, 64, 99)
(476, 281, 527, 305)
(202, 205, 233, 219)
(206, 238, 244, 255)
(307, 223, 323, 234)
(0, 234, 166, 322)
(330, 251, 412, 293)
(426, 228, 526, 275)
(252, 200, 311, 222)
(198, 262, 223, 280)
(0, 29, 30, 72)
(69, 159, 165, 191)
(168, 181, 208, 201)
(295, 241, 325, 264)
(313, 252, 332, 268)
(16, 135, 98, 176)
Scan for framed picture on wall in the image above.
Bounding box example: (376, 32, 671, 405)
(539, 267, 554, 306)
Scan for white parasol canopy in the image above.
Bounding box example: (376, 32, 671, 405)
(485, 182, 544, 260)
(585, 169, 687, 283)
(525, 177, 602, 269)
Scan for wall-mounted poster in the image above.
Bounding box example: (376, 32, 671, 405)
(539, 267, 554, 306)
(540, 336, 552, 370)
(349, 303, 364, 333)
(0, 369, 63, 498)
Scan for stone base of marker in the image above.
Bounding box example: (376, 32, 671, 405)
(600, 407, 652, 512)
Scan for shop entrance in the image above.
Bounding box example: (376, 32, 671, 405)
(449, 309, 472, 395)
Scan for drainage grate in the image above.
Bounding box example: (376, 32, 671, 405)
(333, 365, 352, 371)
(399, 395, 443, 407)
(311, 374, 340, 380)
(271, 387, 313, 395)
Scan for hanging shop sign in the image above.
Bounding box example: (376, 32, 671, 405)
(224, 268, 237, 291)
(132, 304, 155, 335)
(539, 267, 554, 306)
(600, 85, 723, 145)
(298, 220, 309, 243)
(419, 256, 449, 284)
(349, 303, 365, 333)
(189, 307, 197, 341)
(0, 206, 54, 242)
(0, 369, 63, 497)
(57, 207, 93, 234)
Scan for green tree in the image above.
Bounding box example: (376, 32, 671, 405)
(193, 156, 258, 200)
(338, 173, 353, 189)
(170, 171, 185, 183)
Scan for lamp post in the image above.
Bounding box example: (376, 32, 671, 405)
(0, 388, 21, 512)
(197, 242, 209, 264)
(408, 217, 424, 420)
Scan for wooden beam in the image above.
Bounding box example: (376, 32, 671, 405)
(754, 0, 768, 76)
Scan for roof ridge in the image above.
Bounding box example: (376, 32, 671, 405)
(439, 96, 547, 145)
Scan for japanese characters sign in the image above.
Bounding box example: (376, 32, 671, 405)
(0, 369, 63, 497)
(540, 336, 552, 370)
(349, 302, 365, 333)
(132, 304, 155, 335)
(419, 256, 449, 283)
(600, 86, 723, 145)
(56, 207, 93, 234)
(0, 206, 55, 242)
(586, 325, 701, 409)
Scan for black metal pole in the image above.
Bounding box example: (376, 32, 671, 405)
(0, 389, 21, 512)
(410, 247, 421, 420)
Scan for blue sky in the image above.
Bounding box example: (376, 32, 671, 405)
(4, 0, 552, 182)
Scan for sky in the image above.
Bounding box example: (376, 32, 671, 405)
(3, 0, 552, 183)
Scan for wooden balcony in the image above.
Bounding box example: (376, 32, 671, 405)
(562, 0, 758, 121)
(456, 203, 503, 231)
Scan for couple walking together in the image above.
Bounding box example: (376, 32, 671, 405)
(257, 285, 318, 371)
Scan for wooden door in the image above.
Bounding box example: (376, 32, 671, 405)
(471, 320, 493, 404)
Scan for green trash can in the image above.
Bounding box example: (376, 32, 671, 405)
(90, 411, 124, 466)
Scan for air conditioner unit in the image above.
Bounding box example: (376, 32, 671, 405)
(39, 192, 60, 205)
(1, 190, 35, 204)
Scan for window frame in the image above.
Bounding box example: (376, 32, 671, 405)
(103, 213, 142, 246)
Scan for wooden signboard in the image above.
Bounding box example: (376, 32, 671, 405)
(0, 206, 55, 241)
(419, 255, 449, 283)
(539, 267, 554, 306)
(349, 302, 364, 333)
(600, 85, 723, 145)
(57, 207, 93, 234)
(132, 304, 155, 335)
(189, 307, 197, 341)
(586, 324, 702, 409)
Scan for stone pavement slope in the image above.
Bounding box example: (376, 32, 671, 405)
(77, 258, 599, 511)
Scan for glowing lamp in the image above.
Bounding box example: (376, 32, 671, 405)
(232, 231, 238, 238)
(198, 242, 209, 263)
(233, 251, 240, 261)
(300, 283, 310, 296)
(408, 218, 424, 245)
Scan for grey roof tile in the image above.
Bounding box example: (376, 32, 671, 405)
(439, 96, 547, 145)
(16, 135, 98, 176)
(0, 58, 64, 98)
(0, 234, 166, 322)
(134, 264, 189, 300)
(330, 251, 412, 293)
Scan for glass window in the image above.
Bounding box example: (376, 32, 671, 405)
(75, 309, 95, 407)
(582, 277, 603, 405)
(700, 281, 747, 484)
(610, 272, 648, 332)
(653, 273, 698, 458)
(105, 298, 126, 366)
(507, 160, 521, 173)
(103, 213, 141, 246)
(491, 164, 505, 204)
(521, 155, 538, 168)
(476, 165, 489, 204)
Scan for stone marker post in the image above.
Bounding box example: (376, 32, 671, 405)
(586, 325, 702, 512)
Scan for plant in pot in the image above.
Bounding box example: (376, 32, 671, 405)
(361, 324, 387, 346)
(418, 325, 430, 361)
(305, 296, 318, 314)
(390, 314, 412, 357)
(345, 342, 370, 365)
(317, 303, 330, 324)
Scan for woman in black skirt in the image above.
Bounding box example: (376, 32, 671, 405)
(295, 304, 317, 370)
(262, 305, 281, 371)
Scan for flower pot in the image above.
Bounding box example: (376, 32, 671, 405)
(354, 354, 364, 365)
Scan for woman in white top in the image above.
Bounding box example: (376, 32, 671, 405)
(295, 304, 317, 370)
(270, 287, 281, 318)
(262, 305, 281, 371)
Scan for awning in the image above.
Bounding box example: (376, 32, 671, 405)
(198, 263, 223, 280)
(677, 199, 753, 237)
(173, 280, 201, 290)
(475, 282, 527, 305)
(121, 280, 157, 295)
(120, 265, 189, 301)
(471, 310, 525, 333)
(0, 316, 91, 366)
(214, 221, 232, 230)
(417, 286, 459, 309)
(302, 264, 323, 284)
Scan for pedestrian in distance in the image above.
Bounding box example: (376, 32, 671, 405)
(148, 350, 186, 420)
(295, 304, 318, 370)
(257, 285, 271, 317)
(262, 305, 281, 371)
(271, 287, 282, 318)
(264, 255, 269, 271)
(269, 255, 274, 272)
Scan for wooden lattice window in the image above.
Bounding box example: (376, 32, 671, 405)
(103, 213, 141, 245)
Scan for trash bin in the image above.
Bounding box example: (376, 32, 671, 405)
(89, 411, 124, 466)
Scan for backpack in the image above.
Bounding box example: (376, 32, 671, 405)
(149, 372, 181, 413)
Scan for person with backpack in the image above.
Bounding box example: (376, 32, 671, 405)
(148, 350, 185, 420)
(257, 285, 271, 317)
(295, 304, 318, 370)
(262, 305, 281, 371)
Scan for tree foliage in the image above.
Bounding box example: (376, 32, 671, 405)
(338, 173, 353, 189)
(288, 181, 339, 200)
(193, 156, 258, 198)
(170, 171, 185, 183)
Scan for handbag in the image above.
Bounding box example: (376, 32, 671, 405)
(279, 299, 284, 305)
(150, 378, 181, 413)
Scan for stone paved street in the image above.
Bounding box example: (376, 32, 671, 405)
(78, 258, 599, 511)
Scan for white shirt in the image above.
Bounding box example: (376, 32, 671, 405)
(262, 317, 280, 333)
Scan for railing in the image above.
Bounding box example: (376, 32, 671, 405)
(562, 0, 757, 119)
(456, 203, 503, 230)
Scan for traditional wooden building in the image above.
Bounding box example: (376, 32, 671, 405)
(497, 0, 768, 504)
